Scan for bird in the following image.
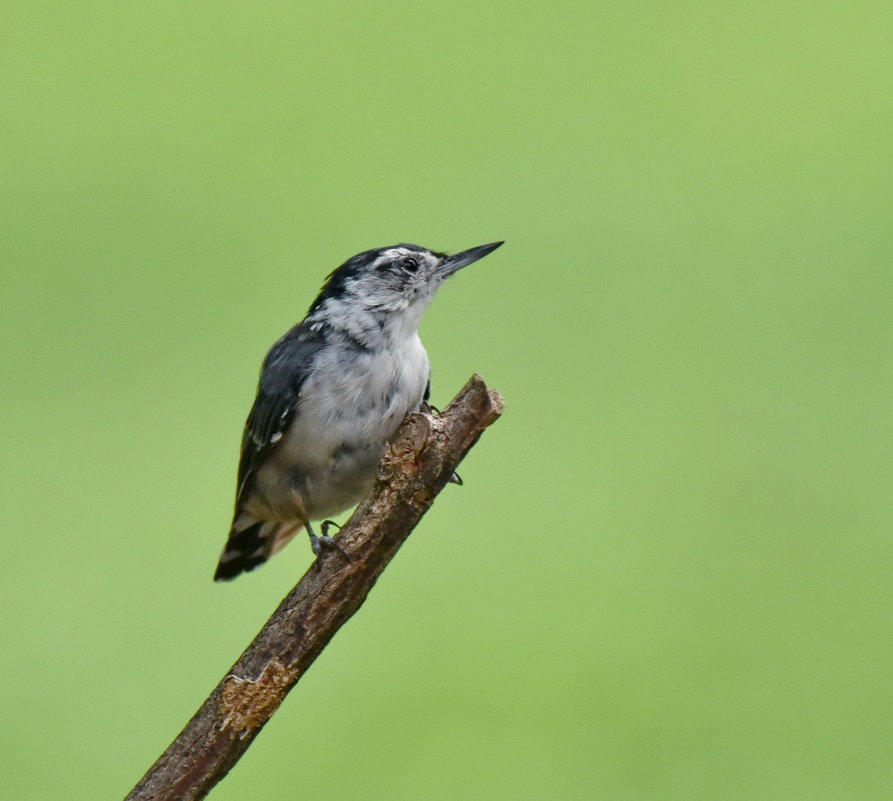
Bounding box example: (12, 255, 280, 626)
(213, 241, 504, 581)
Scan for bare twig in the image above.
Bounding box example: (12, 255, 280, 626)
(125, 375, 504, 801)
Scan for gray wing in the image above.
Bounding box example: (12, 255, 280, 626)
(234, 324, 325, 508)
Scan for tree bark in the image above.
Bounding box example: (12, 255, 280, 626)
(125, 375, 504, 801)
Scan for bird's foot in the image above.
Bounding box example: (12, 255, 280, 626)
(307, 521, 349, 561)
(310, 535, 346, 557)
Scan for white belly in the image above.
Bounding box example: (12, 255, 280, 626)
(253, 335, 429, 521)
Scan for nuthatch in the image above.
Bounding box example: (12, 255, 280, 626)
(214, 241, 503, 581)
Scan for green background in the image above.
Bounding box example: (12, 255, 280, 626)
(2, 1, 892, 799)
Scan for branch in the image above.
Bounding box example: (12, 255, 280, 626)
(125, 375, 504, 801)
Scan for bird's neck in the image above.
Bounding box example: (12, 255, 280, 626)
(308, 296, 427, 351)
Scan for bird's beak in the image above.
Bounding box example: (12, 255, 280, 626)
(437, 241, 504, 278)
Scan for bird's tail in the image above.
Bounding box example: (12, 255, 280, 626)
(213, 519, 302, 581)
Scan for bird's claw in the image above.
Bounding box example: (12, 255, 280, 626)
(448, 470, 463, 486)
(307, 518, 349, 561)
(310, 531, 350, 561)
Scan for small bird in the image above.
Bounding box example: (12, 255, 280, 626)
(214, 241, 503, 581)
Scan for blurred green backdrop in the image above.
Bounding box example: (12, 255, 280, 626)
(2, 1, 892, 799)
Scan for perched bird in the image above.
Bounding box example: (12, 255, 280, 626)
(214, 241, 503, 581)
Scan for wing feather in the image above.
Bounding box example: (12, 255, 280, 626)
(234, 324, 325, 507)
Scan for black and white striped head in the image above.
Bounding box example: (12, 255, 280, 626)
(308, 242, 503, 320)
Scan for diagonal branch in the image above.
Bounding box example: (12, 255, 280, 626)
(125, 375, 504, 801)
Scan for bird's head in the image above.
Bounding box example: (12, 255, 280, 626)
(308, 242, 503, 336)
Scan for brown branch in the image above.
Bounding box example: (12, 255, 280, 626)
(125, 375, 504, 801)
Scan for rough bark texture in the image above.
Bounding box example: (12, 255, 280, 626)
(125, 375, 504, 801)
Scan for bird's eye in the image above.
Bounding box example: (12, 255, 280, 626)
(399, 256, 419, 273)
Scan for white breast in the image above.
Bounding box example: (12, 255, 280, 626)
(256, 334, 429, 521)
